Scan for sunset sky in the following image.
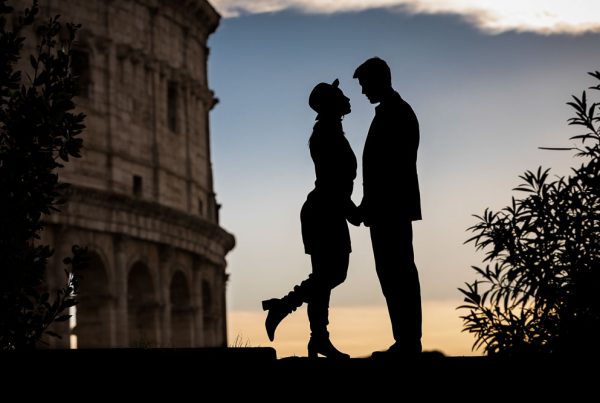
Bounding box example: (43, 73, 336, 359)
(206, 1, 600, 357)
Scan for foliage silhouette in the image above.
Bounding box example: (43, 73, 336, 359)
(459, 70, 600, 355)
(0, 0, 87, 350)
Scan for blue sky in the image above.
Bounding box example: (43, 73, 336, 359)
(206, 3, 600, 353)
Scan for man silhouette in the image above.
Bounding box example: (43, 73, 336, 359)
(353, 57, 422, 355)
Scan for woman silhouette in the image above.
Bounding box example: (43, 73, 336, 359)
(262, 79, 360, 358)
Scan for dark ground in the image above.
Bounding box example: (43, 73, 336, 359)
(2, 348, 594, 397)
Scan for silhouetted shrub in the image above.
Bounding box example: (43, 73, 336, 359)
(459, 70, 600, 355)
(0, 0, 86, 349)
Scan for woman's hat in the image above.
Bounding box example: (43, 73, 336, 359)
(309, 79, 340, 114)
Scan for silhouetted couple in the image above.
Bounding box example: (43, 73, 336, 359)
(262, 58, 422, 358)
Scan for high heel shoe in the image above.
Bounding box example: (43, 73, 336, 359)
(307, 333, 350, 359)
(262, 287, 305, 341)
(262, 298, 290, 342)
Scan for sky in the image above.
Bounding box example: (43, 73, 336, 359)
(206, 1, 600, 357)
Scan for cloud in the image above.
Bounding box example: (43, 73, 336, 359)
(210, 0, 600, 35)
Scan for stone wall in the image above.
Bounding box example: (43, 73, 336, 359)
(15, 0, 220, 217)
(9, 0, 234, 347)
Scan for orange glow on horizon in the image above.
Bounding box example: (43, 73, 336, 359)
(228, 300, 479, 358)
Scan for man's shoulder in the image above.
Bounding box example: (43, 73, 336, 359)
(377, 91, 407, 110)
(376, 94, 416, 121)
(395, 92, 415, 111)
(395, 94, 419, 123)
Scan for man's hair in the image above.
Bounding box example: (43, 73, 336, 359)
(353, 57, 391, 86)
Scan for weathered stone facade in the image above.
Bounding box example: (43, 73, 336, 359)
(13, 0, 234, 347)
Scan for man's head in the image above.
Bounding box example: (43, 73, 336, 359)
(353, 57, 392, 104)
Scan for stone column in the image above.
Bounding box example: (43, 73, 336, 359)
(113, 234, 129, 347)
(103, 2, 116, 191)
(203, 266, 216, 347)
(158, 246, 172, 347)
(191, 256, 205, 347)
(148, 7, 160, 202)
(107, 286, 118, 348)
(220, 268, 229, 347)
(183, 80, 193, 213)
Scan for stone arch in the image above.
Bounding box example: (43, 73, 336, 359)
(127, 261, 159, 347)
(72, 250, 112, 348)
(170, 270, 193, 347)
(125, 251, 159, 292)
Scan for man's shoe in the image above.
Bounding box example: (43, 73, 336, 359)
(371, 341, 422, 358)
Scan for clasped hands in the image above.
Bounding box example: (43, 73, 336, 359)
(347, 203, 369, 227)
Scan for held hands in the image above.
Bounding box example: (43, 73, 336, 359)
(347, 202, 363, 227)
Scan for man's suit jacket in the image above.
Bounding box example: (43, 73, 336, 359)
(360, 90, 422, 223)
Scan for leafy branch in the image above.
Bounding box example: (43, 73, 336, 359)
(0, 0, 87, 350)
(459, 69, 600, 355)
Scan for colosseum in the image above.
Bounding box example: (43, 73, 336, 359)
(15, 0, 235, 348)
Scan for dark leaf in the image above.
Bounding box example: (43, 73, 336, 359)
(54, 314, 71, 322)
